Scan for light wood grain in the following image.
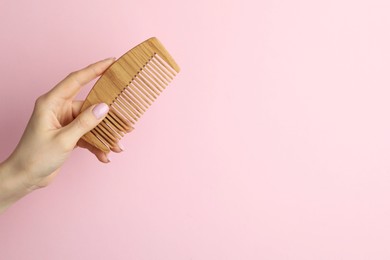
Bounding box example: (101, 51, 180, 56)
(80, 37, 180, 152)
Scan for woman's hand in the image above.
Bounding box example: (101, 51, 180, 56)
(0, 58, 123, 212)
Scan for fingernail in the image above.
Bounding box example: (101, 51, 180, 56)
(104, 57, 116, 61)
(117, 142, 125, 151)
(106, 154, 111, 163)
(93, 103, 109, 119)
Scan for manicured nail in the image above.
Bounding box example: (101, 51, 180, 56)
(104, 57, 116, 61)
(117, 142, 125, 151)
(93, 103, 109, 119)
(106, 154, 111, 163)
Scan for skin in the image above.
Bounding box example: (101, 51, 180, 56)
(0, 57, 123, 213)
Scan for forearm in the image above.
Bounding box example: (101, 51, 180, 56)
(0, 159, 34, 214)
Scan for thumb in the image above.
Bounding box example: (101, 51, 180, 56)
(61, 103, 109, 143)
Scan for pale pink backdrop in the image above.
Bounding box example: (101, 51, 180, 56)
(1, 0, 390, 259)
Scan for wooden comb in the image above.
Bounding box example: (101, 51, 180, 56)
(79, 37, 180, 152)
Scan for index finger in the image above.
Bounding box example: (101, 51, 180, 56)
(49, 57, 116, 100)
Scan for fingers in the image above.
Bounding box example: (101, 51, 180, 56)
(71, 100, 124, 154)
(49, 57, 116, 100)
(77, 137, 122, 163)
(72, 100, 83, 118)
(59, 103, 109, 148)
(77, 139, 110, 163)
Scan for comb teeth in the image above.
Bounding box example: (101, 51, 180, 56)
(80, 38, 180, 152)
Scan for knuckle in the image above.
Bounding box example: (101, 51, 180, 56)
(88, 64, 100, 77)
(67, 71, 81, 86)
(66, 71, 77, 78)
(34, 94, 49, 108)
(57, 132, 75, 151)
(76, 116, 92, 130)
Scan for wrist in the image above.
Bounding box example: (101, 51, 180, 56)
(0, 157, 35, 213)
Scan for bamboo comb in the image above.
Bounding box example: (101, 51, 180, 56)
(79, 37, 180, 152)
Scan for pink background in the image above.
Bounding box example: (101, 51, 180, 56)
(1, 0, 390, 259)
